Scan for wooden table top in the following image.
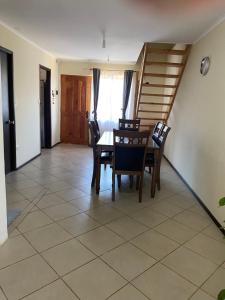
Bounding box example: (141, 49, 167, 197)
(97, 131, 160, 151)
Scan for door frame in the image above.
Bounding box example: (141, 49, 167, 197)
(39, 65, 52, 149)
(0, 46, 16, 172)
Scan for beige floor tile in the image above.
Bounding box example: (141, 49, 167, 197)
(185, 233, 225, 265)
(86, 205, 124, 224)
(0, 235, 36, 269)
(7, 200, 30, 212)
(106, 216, 148, 240)
(19, 186, 48, 200)
(108, 284, 148, 300)
(0, 289, 6, 300)
(133, 263, 197, 300)
(131, 230, 179, 260)
(12, 179, 40, 191)
(22, 280, 78, 300)
(110, 198, 148, 214)
(43, 203, 80, 221)
(131, 209, 168, 228)
(69, 195, 104, 211)
(166, 193, 197, 209)
(102, 243, 156, 281)
(42, 239, 96, 276)
(63, 258, 127, 300)
(190, 290, 216, 300)
(56, 188, 87, 201)
(8, 228, 21, 238)
(188, 204, 209, 217)
(162, 247, 217, 286)
(0, 255, 58, 300)
(36, 194, 66, 209)
(44, 181, 72, 193)
(24, 223, 72, 252)
(6, 191, 26, 203)
(58, 213, 100, 236)
(78, 226, 124, 255)
(151, 201, 184, 217)
(18, 210, 53, 233)
(202, 268, 225, 298)
(202, 224, 225, 243)
(155, 219, 198, 244)
(173, 210, 211, 231)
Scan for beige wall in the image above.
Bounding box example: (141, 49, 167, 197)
(58, 60, 136, 77)
(165, 21, 225, 226)
(0, 23, 60, 168)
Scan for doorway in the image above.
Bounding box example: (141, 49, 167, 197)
(39, 65, 51, 149)
(0, 48, 16, 175)
(61, 75, 91, 144)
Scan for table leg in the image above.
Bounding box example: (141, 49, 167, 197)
(96, 156, 101, 194)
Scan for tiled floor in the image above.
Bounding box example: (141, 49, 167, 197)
(1, 144, 225, 300)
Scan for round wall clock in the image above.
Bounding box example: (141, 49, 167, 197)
(200, 57, 210, 76)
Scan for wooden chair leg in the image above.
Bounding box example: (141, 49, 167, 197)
(149, 166, 151, 174)
(136, 176, 140, 190)
(157, 166, 161, 191)
(91, 159, 96, 188)
(104, 162, 107, 170)
(117, 175, 121, 189)
(139, 176, 143, 203)
(96, 158, 101, 195)
(112, 172, 116, 201)
(151, 166, 157, 198)
(129, 175, 134, 189)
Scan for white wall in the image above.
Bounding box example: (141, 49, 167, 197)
(0, 59, 8, 244)
(0, 23, 60, 167)
(165, 21, 225, 226)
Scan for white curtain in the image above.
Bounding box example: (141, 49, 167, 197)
(90, 70, 137, 133)
(97, 70, 124, 132)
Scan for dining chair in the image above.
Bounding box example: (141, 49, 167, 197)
(146, 124, 171, 197)
(119, 119, 141, 131)
(152, 122, 165, 141)
(112, 129, 150, 202)
(88, 121, 112, 188)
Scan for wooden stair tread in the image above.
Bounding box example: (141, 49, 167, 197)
(147, 48, 188, 55)
(140, 117, 166, 121)
(141, 93, 173, 97)
(145, 62, 184, 67)
(143, 83, 177, 88)
(138, 110, 169, 113)
(139, 102, 171, 106)
(144, 73, 179, 78)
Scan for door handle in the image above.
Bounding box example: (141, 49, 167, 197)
(6, 120, 15, 125)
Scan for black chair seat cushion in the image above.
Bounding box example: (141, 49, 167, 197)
(115, 147, 145, 172)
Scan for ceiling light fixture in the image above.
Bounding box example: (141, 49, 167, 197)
(102, 30, 106, 49)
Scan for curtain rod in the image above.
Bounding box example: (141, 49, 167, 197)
(88, 68, 137, 72)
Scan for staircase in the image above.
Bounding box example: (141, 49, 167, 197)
(134, 43, 191, 130)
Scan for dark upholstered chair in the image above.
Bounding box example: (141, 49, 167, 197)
(146, 124, 171, 196)
(119, 119, 140, 131)
(89, 121, 112, 188)
(112, 129, 150, 202)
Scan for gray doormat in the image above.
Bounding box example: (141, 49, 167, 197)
(7, 209, 21, 226)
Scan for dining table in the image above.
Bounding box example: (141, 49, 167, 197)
(95, 131, 161, 197)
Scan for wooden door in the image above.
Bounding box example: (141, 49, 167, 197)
(0, 50, 16, 174)
(61, 75, 91, 144)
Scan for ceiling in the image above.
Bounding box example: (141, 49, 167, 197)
(0, 0, 225, 63)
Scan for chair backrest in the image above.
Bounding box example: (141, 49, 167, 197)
(152, 122, 164, 143)
(119, 119, 140, 131)
(94, 119, 100, 138)
(88, 121, 99, 149)
(157, 125, 171, 147)
(113, 129, 150, 172)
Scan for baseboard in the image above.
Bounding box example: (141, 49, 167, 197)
(16, 153, 41, 170)
(164, 155, 225, 236)
(51, 141, 61, 148)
